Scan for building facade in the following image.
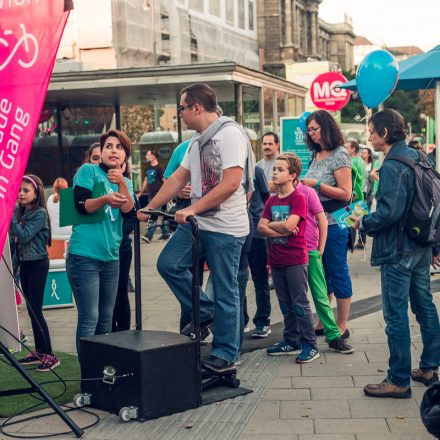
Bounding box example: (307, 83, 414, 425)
(257, 0, 355, 76)
(56, 0, 259, 71)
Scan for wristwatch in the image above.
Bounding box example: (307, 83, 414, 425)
(315, 180, 322, 191)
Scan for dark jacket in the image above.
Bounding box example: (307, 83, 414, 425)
(119, 195, 140, 254)
(420, 382, 440, 438)
(10, 207, 50, 262)
(361, 140, 424, 266)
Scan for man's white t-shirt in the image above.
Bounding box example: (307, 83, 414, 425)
(181, 125, 249, 237)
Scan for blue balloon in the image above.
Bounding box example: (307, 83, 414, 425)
(356, 49, 399, 108)
(299, 111, 312, 134)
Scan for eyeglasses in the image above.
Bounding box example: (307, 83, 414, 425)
(177, 104, 194, 115)
(307, 126, 320, 134)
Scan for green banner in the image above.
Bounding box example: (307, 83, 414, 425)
(280, 117, 311, 178)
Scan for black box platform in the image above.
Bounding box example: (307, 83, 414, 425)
(80, 330, 199, 421)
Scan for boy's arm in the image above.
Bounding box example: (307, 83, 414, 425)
(315, 211, 328, 255)
(268, 214, 301, 234)
(258, 218, 290, 238)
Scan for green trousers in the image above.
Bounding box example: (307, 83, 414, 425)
(308, 250, 340, 342)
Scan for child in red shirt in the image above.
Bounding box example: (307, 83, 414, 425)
(258, 154, 319, 363)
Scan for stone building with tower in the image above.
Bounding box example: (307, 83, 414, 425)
(257, 0, 355, 76)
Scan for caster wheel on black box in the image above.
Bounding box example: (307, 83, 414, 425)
(119, 406, 138, 422)
(73, 393, 91, 408)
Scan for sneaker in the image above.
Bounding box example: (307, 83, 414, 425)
(202, 355, 235, 374)
(181, 320, 213, 341)
(295, 344, 320, 364)
(266, 341, 301, 356)
(314, 328, 325, 336)
(328, 337, 354, 354)
(411, 368, 439, 386)
(141, 236, 151, 243)
(36, 354, 61, 372)
(340, 329, 350, 340)
(364, 378, 411, 399)
(243, 326, 250, 334)
(252, 325, 271, 338)
(200, 328, 213, 345)
(268, 280, 275, 290)
(18, 351, 44, 365)
(158, 235, 170, 240)
(19, 330, 28, 343)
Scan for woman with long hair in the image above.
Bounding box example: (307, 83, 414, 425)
(302, 110, 353, 339)
(66, 129, 134, 360)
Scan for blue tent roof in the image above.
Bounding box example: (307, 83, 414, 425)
(341, 45, 440, 91)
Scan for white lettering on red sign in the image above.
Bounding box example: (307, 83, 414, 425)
(310, 72, 351, 112)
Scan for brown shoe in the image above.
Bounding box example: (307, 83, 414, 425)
(364, 379, 411, 399)
(411, 368, 439, 386)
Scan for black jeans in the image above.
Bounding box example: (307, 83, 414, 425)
(248, 237, 271, 327)
(112, 248, 132, 332)
(272, 264, 316, 349)
(20, 257, 52, 354)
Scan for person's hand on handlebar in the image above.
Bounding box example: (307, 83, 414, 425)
(175, 206, 196, 224)
(137, 204, 154, 222)
(137, 210, 150, 222)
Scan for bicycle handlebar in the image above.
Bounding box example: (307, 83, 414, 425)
(139, 208, 197, 226)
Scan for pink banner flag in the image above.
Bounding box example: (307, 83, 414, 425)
(0, 0, 71, 254)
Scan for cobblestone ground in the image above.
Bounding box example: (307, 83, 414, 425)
(3, 233, 438, 439)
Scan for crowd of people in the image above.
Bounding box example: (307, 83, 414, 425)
(8, 84, 439, 410)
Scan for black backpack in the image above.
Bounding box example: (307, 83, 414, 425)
(386, 153, 440, 247)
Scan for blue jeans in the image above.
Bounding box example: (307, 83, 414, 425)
(381, 248, 440, 387)
(238, 268, 250, 352)
(248, 237, 271, 327)
(66, 254, 119, 360)
(322, 224, 353, 298)
(157, 224, 245, 362)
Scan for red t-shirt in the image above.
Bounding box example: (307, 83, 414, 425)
(262, 190, 308, 267)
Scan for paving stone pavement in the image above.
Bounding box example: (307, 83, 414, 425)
(2, 234, 439, 439)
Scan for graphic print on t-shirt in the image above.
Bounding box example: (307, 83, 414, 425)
(201, 142, 221, 196)
(271, 205, 290, 245)
(147, 169, 157, 184)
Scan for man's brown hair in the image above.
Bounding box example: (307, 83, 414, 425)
(180, 83, 218, 113)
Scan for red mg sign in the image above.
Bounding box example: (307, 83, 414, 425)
(310, 72, 350, 111)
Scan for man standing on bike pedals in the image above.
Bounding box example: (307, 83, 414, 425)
(138, 82, 255, 374)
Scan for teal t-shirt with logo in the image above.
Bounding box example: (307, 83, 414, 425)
(68, 164, 133, 262)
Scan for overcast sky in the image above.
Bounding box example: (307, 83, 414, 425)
(319, 0, 440, 51)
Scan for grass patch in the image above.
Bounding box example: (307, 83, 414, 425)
(0, 351, 80, 418)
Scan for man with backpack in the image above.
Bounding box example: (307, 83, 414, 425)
(351, 109, 440, 399)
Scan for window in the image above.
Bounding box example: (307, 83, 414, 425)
(209, 0, 220, 16)
(238, 0, 245, 29)
(225, 0, 234, 25)
(248, 1, 254, 30)
(189, 0, 203, 12)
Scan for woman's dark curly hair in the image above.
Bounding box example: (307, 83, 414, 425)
(305, 110, 345, 153)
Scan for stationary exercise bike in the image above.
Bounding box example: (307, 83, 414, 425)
(143, 209, 241, 394)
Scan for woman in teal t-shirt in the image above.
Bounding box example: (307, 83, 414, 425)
(66, 129, 134, 360)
